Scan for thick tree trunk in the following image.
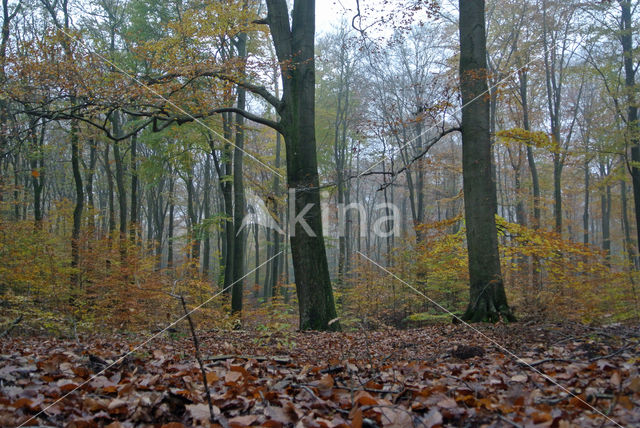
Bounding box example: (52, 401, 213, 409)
(266, 0, 338, 330)
(621, 1, 640, 267)
(459, 0, 514, 323)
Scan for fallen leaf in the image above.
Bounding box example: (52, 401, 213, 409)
(510, 374, 528, 383)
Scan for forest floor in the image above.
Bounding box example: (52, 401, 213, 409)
(1, 321, 639, 427)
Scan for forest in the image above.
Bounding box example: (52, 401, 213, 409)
(1, 0, 640, 426)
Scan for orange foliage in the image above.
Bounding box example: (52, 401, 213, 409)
(0, 200, 228, 335)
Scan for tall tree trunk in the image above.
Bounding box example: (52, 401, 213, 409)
(70, 122, 84, 286)
(85, 139, 97, 231)
(266, 0, 339, 330)
(129, 132, 138, 242)
(621, 0, 640, 267)
(167, 175, 175, 269)
(253, 222, 260, 290)
(186, 173, 200, 266)
(459, 0, 514, 322)
(203, 154, 212, 276)
(621, 177, 638, 268)
(221, 115, 235, 292)
(583, 161, 590, 244)
(268, 132, 282, 298)
(0, 0, 17, 206)
(111, 118, 127, 242)
(601, 178, 611, 259)
(519, 70, 541, 224)
(553, 154, 563, 234)
(30, 120, 45, 227)
(231, 30, 248, 314)
(104, 144, 116, 236)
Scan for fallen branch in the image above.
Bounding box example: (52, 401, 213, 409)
(0, 315, 23, 338)
(206, 354, 291, 364)
(520, 358, 575, 367)
(174, 294, 227, 428)
(589, 345, 633, 362)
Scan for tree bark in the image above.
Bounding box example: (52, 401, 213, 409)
(129, 132, 138, 242)
(70, 121, 84, 286)
(167, 174, 175, 269)
(202, 154, 212, 276)
(583, 160, 590, 244)
(620, 0, 640, 267)
(111, 114, 127, 243)
(230, 27, 248, 313)
(266, 0, 339, 330)
(459, 0, 514, 323)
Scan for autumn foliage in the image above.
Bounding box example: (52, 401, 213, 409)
(0, 198, 232, 335)
(338, 216, 639, 329)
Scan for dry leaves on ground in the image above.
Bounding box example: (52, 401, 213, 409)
(0, 322, 638, 427)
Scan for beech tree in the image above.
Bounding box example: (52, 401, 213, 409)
(261, 0, 339, 330)
(459, 0, 515, 322)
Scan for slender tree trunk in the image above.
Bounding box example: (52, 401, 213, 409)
(85, 139, 97, 231)
(253, 222, 260, 290)
(268, 132, 283, 298)
(70, 122, 84, 286)
(459, 0, 514, 322)
(231, 29, 248, 313)
(583, 161, 590, 244)
(129, 132, 138, 242)
(186, 173, 200, 266)
(601, 181, 611, 259)
(203, 154, 212, 276)
(221, 114, 235, 292)
(30, 121, 45, 227)
(12, 155, 19, 220)
(167, 175, 175, 269)
(112, 137, 127, 241)
(553, 154, 563, 234)
(519, 67, 541, 290)
(621, 177, 638, 268)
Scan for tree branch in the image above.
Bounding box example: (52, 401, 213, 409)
(377, 126, 461, 191)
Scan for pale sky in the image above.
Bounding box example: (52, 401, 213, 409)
(316, 0, 355, 34)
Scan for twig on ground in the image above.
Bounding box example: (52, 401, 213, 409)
(589, 345, 633, 362)
(0, 315, 23, 338)
(206, 354, 291, 363)
(174, 294, 222, 426)
(498, 414, 524, 428)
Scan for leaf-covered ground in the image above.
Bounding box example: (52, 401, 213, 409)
(1, 322, 639, 427)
